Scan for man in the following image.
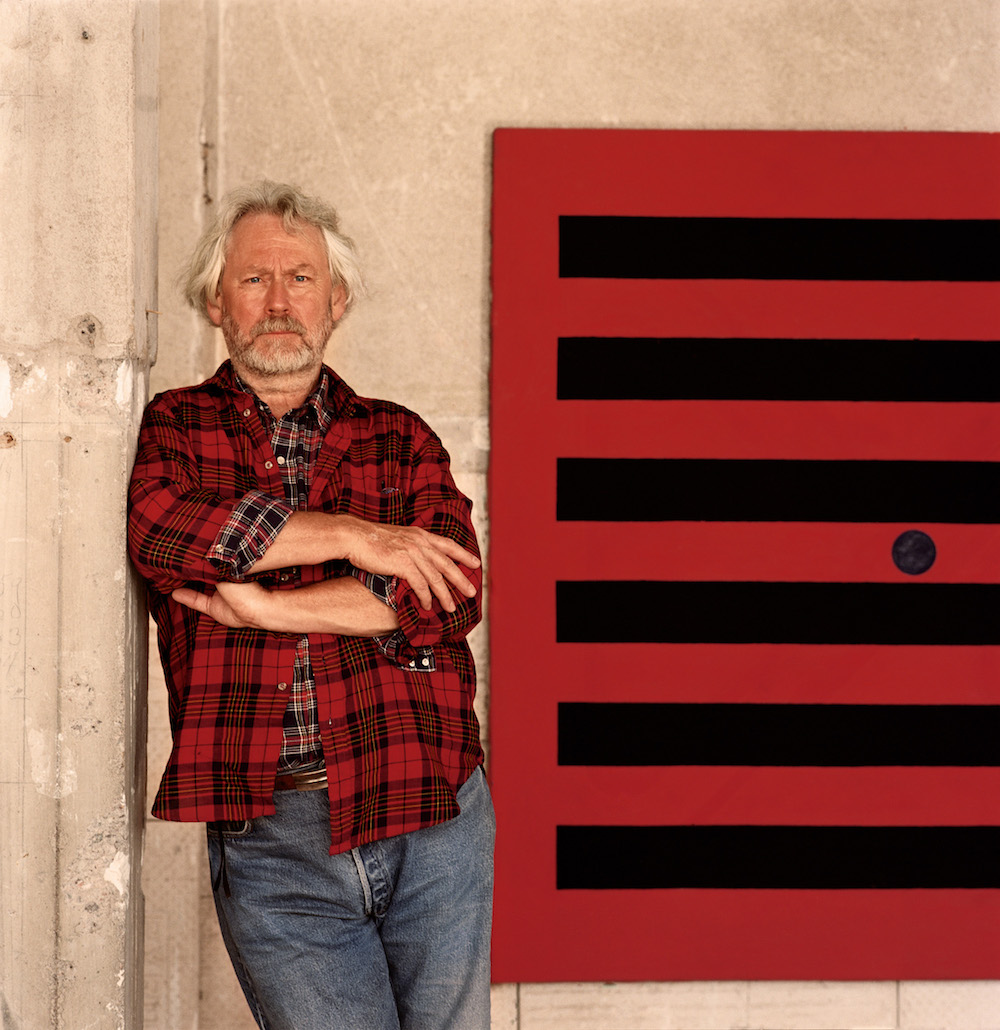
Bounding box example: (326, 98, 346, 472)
(128, 181, 493, 1030)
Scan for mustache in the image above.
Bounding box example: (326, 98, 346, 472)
(250, 316, 308, 338)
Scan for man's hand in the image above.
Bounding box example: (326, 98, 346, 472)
(336, 516, 480, 612)
(250, 511, 481, 613)
(172, 581, 270, 629)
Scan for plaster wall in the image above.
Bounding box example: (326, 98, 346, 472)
(0, 1, 157, 1027)
(149, 1, 1000, 1027)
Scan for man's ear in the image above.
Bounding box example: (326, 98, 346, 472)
(206, 293, 223, 327)
(331, 284, 348, 322)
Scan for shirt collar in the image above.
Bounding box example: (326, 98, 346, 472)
(214, 360, 367, 422)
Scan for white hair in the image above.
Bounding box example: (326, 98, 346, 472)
(182, 180, 366, 322)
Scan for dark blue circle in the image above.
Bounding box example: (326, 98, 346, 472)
(892, 530, 936, 575)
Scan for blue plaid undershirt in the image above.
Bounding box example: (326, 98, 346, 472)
(208, 369, 403, 771)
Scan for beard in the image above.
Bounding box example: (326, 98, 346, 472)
(221, 312, 336, 377)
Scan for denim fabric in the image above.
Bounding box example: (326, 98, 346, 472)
(206, 767, 495, 1030)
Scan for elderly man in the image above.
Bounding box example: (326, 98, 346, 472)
(128, 181, 493, 1030)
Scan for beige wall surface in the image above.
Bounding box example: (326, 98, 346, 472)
(149, 1, 1000, 1028)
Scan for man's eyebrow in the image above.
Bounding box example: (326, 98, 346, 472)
(239, 262, 322, 275)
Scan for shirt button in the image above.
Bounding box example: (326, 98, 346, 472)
(243, 408, 251, 417)
(264, 460, 273, 470)
(277, 682, 288, 691)
(279, 573, 290, 582)
(276, 456, 286, 465)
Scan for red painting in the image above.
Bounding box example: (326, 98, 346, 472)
(488, 129, 1000, 982)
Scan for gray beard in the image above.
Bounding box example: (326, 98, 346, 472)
(221, 313, 334, 377)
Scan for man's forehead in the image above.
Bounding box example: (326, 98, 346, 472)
(224, 212, 328, 264)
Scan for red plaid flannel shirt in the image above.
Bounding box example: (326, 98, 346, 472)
(128, 361, 484, 854)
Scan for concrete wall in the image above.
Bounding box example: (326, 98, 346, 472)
(0, 1, 157, 1027)
(148, 1, 1000, 1028)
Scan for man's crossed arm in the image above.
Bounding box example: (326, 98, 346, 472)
(172, 511, 481, 637)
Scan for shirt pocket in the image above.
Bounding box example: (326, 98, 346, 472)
(330, 462, 405, 524)
(375, 468, 405, 524)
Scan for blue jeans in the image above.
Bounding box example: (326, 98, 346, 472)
(206, 767, 495, 1030)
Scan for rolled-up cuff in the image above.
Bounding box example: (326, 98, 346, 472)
(208, 489, 294, 578)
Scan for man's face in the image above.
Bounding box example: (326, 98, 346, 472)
(207, 212, 347, 378)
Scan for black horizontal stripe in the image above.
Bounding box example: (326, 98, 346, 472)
(556, 458, 1000, 523)
(558, 702, 1000, 766)
(558, 216, 1000, 281)
(555, 581, 1000, 645)
(556, 825, 1000, 889)
(557, 337, 1000, 401)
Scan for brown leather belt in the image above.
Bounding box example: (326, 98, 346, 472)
(274, 766, 329, 792)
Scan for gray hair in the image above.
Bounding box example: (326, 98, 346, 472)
(182, 180, 366, 321)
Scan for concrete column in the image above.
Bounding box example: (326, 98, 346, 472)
(141, 4, 219, 1027)
(0, 2, 157, 1028)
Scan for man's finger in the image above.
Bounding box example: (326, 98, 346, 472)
(408, 553, 473, 613)
(425, 568, 457, 613)
(439, 559, 477, 597)
(395, 551, 453, 612)
(427, 534, 481, 568)
(409, 544, 480, 611)
(172, 587, 210, 613)
(400, 557, 436, 611)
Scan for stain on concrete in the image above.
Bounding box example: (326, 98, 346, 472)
(0, 354, 48, 418)
(5, 355, 42, 392)
(64, 673, 103, 739)
(61, 354, 128, 417)
(0, 331, 139, 421)
(1, 991, 20, 1029)
(64, 809, 130, 936)
(74, 314, 102, 350)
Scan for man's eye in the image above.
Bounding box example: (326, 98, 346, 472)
(294, 275, 309, 282)
(246, 276, 261, 284)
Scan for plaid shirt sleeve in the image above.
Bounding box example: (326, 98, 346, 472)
(128, 389, 259, 592)
(379, 418, 483, 663)
(348, 567, 399, 612)
(347, 567, 412, 662)
(209, 489, 294, 579)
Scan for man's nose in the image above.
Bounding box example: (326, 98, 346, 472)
(265, 279, 290, 313)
